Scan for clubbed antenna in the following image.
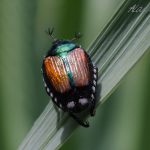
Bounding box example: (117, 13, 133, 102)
(45, 27, 57, 41)
(71, 32, 82, 41)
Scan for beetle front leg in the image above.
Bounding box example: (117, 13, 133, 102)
(89, 100, 96, 116)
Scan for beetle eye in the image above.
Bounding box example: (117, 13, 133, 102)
(78, 98, 88, 106)
(67, 101, 75, 109)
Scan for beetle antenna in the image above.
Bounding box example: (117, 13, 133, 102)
(71, 32, 82, 41)
(45, 27, 57, 41)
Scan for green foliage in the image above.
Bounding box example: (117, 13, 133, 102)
(0, 0, 149, 150)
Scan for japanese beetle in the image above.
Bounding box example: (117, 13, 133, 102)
(42, 28, 98, 127)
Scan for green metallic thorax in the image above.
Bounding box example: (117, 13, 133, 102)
(55, 43, 76, 55)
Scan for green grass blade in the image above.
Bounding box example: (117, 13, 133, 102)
(18, 0, 150, 150)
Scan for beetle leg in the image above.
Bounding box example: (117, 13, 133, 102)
(69, 113, 89, 128)
(90, 100, 96, 116)
(90, 65, 98, 116)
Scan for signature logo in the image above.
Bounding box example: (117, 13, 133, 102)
(128, 4, 149, 13)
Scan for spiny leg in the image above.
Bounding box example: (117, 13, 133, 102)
(69, 113, 89, 128)
(90, 66, 98, 116)
(89, 99, 96, 116)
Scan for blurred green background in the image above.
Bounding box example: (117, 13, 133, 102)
(0, 0, 149, 150)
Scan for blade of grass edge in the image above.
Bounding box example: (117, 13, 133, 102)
(18, 0, 150, 150)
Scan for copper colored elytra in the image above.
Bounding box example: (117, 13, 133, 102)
(44, 48, 90, 93)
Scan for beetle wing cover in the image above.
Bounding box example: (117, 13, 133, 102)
(67, 48, 90, 87)
(43, 56, 71, 93)
(43, 48, 91, 94)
